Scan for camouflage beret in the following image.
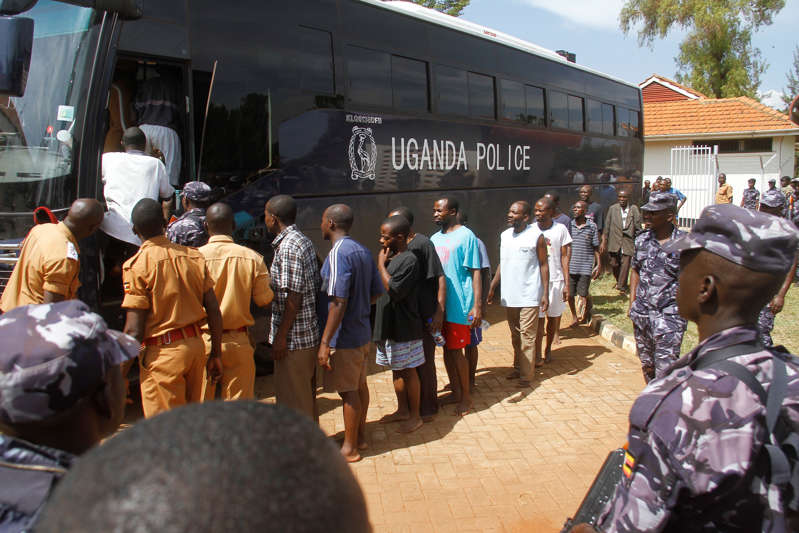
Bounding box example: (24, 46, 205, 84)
(182, 181, 212, 203)
(0, 301, 139, 424)
(663, 204, 799, 274)
(641, 191, 677, 212)
(761, 189, 786, 208)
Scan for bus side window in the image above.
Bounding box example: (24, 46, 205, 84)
(602, 103, 615, 136)
(391, 55, 428, 112)
(467, 72, 495, 119)
(550, 90, 568, 130)
(346, 45, 391, 108)
(499, 79, 524, 122)
(525, 85, 546, 128)
(296, 27, 334, 96)
(616, 107, 630, 137)
(435, 65, 467, 116)
(568, 95, 584, 132)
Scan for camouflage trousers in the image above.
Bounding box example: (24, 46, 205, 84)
(630, 310, 687, 380)
(757, 306, 774, 347)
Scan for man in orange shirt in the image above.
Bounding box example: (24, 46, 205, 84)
(715, 173, 733, 204)
(0, 199, 103, 312)
(199, 203, 274, 400)
(121, 198, 223, 418)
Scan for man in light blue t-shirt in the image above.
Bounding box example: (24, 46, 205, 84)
(430, 197, 482, 416)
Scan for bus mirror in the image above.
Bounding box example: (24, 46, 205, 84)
(0, 16, 33, 97)
(0, 0, 37, 16)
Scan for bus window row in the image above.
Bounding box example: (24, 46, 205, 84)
(344, 43, 640, 138)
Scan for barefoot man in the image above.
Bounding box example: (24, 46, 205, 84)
(374, 215, 425, 433)
(534, 197, 572, 363)
(318, 204, 384, 462)
(430, 197, 482, 416)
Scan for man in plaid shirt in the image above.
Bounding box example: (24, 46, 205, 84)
(265, 195, 321, 419)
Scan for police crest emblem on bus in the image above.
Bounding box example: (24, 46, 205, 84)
(348, 126, 377, 181)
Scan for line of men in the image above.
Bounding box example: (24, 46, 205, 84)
(3, 201, 799, 532)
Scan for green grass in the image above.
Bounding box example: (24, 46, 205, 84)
(590, 274, 799, 354)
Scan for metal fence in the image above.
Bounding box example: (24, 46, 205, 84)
(0, 243, 21, 293)
(669, 145, 718, 228)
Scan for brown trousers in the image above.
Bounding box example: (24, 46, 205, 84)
(139, 335, 207, 418)
(202, 330, 256, 401)
(506, 307, 539, 381)
(274, 345, 318, 419)
(609, 251, 632, 291)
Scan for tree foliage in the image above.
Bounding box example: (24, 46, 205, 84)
(619, 0, 784, 98)
(410, 0, 470, 17)
(783, 45, 799, 107)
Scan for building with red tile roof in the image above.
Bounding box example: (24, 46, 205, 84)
(639, 75, 798, 217)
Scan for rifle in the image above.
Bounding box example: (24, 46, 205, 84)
(560, 448, 625, 533)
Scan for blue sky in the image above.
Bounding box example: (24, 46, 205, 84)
(460, 0, 799, 97)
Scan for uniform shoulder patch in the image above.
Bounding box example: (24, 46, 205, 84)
(66, 242, 79, 261)
(622, 450, 635, 479)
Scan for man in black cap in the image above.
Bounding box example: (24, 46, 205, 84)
(571, 204, 799, 533)
(0, 300, 138, 532)
(628, 192, 686, 382)
(166, 181, 212, 247)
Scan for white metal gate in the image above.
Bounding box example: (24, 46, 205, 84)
(669, 145, 718, 228)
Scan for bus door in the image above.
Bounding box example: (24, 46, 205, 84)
(104, 54, 194, 189)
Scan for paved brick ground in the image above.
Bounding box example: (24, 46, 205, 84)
(254, 305, 646, 533)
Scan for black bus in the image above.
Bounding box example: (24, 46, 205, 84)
(0, 0, 643, 308)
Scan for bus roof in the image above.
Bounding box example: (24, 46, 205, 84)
(362, 0, 639, 91)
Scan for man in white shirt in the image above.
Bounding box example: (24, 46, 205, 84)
(100, 127, 174, 311)
(534, 196, 572, 364)
(487, 201, 549, 387)
(101, 127, 174, 246)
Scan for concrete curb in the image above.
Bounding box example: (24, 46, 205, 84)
(589, 314, 638, 357)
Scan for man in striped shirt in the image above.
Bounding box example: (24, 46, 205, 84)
(318, 204, 384, 462)
(567, 201, 600, 326)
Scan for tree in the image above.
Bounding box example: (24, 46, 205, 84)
(619, 0, 785, 99)
(410, 0, 470, 17)
(783, 45, 799, 107)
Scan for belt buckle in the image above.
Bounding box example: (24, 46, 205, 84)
(163, 330, 173, 345)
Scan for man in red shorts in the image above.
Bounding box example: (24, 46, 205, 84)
(430, 197, 482, 416)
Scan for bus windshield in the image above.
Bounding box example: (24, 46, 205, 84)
(0, 1, 101, 224)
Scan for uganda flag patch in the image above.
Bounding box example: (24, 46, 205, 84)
(623, 450, 636, 479)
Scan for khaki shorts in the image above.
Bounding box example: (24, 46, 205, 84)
(323, 343, 369, 393)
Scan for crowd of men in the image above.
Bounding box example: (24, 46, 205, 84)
(1, 135, 799, 532)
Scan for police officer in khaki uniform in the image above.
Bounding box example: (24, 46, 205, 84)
(121, 198, 223, 418)
(199, 203, 274, 400)
(0, 199, 103, 312)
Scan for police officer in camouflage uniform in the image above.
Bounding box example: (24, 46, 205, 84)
(572, 204, 799, 533)
(628, 192, 686, 382)
(0, 300, 138, 531)
(740, 177, 760, 210)
(166, 181, 211, 247)
(757, 189, 798, 346)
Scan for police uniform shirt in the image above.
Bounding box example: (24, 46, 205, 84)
(121, 235, 214, 339)
(0, 223, 81, 312)
(198, 235, 274, 330)
(597, 325, 799, 532)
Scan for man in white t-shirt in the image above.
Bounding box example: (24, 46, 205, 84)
(487, 201, 549, 387)
(534, 196, 572, 364)
(101, 127, 174, 246)
(99, 127, 174, 314)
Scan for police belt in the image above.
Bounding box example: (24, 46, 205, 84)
(143, 323, 201, 346)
